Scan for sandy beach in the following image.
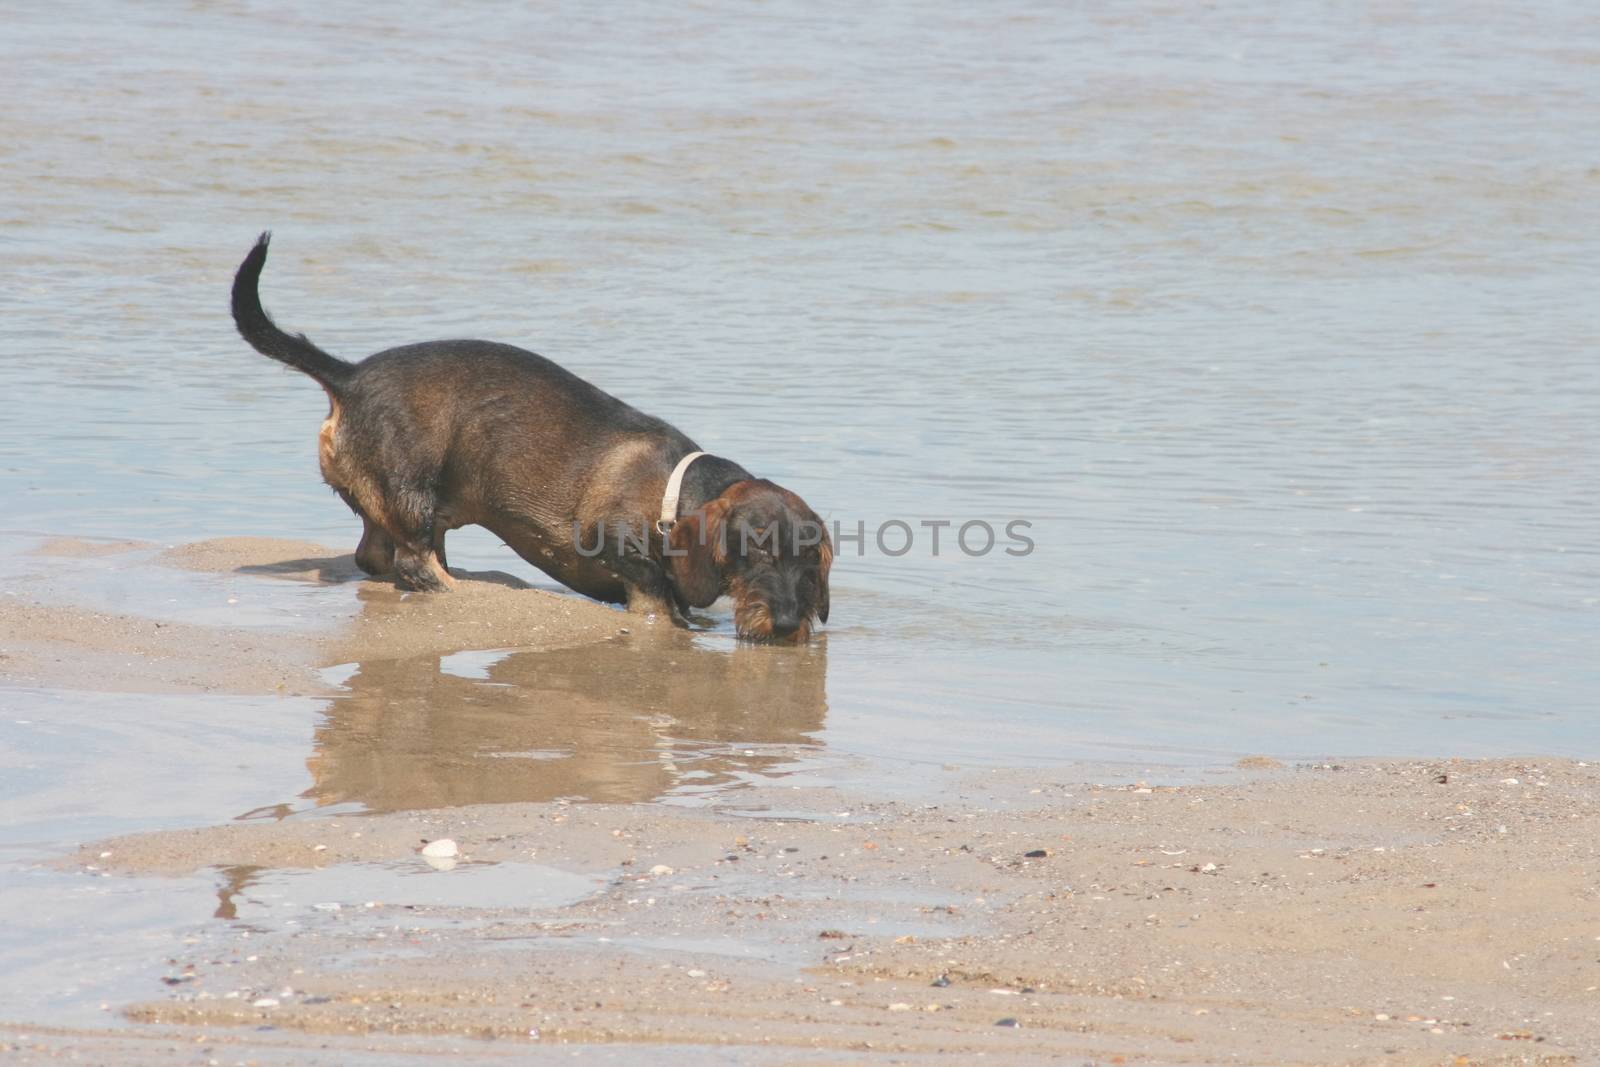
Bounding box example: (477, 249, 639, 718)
(2, 538, 1595, 1065)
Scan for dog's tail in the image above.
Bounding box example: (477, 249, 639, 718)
(231, 232, 355, 394)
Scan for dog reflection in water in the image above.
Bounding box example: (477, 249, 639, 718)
(301, 635, 828, 812)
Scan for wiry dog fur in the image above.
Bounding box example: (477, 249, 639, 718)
(231, 233, 830, 642)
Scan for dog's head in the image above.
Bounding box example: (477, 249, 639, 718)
(668, 479, 831, 643)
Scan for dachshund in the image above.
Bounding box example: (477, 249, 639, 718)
(230, 233, 830, 642)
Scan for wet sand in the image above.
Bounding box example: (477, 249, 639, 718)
(49, 757, 1600, 1066)
(1, 537, 625, 695)
(3, 540, 1597, 1064)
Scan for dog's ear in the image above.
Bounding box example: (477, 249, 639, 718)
(816, 535, 832, 624)
(668, 497, 731, 608)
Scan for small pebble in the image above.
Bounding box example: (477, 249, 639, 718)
(650, 864, 674, 876)
(930, 975, 951, 988)
(994, 1017, 1019, 1027)
(421, 839, 458, 859)
(252, 998, 278, 1008)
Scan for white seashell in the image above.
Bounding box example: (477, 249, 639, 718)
(421, 839, 459, 859)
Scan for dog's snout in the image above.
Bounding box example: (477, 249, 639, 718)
(769, 605, 803, 637)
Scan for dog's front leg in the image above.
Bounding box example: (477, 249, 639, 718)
(613, 552, 688, 626)
(625, 586, 678, 619)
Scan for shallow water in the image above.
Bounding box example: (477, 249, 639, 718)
(4, 5, 1600, 1045)
(4, 6, 1599, 835)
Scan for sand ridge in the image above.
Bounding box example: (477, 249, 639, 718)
(0, 537, 628, 694)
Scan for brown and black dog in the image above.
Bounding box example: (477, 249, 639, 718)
(231, 233, 830, 642)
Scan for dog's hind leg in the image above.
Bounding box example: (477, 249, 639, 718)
(386, 485, 457, 593)
(431, 523, 450, 573)
(394, 545, 454, 592)
(392, 517, 455, 591)
(335, 488, 396, 576)
(355, 515, 396, 576)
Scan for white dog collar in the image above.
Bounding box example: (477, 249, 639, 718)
(658, 451, 709, 533)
